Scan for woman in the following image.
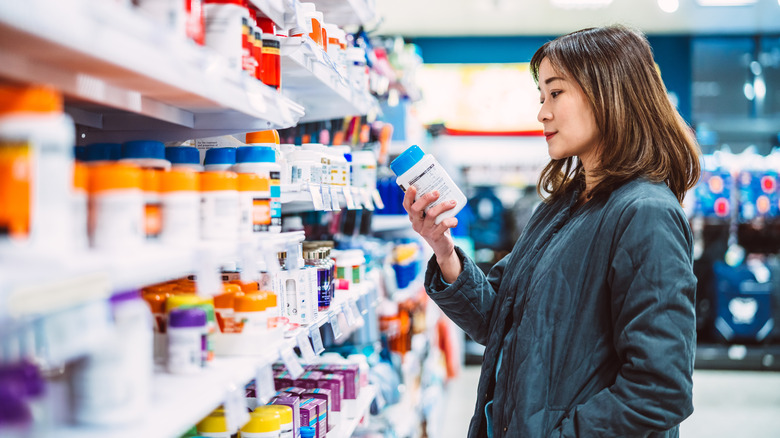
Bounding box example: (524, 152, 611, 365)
(403, 25, 701, 437)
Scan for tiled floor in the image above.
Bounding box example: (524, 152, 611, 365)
(440, 365, 780, 437)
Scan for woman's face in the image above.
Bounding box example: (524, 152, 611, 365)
(537, 58, 601, 169)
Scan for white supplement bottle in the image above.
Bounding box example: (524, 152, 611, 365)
(160, 169, 200, 246)
(88, 163, 145, 250)
(390, 145, 466, 225)
(232, 145, 281, 233)
(200, 171, 240, 241)
(167, 307, 207, 374)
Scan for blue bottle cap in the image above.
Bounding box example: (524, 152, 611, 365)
(236, 146, 276, 163)
(389, 145, 424, 177)
(344, 153, 352, 163)
(300, 426, 316, 438)
(122, 140, 166, 160)
(85, 143, 122, 162)
(204, 147, 237, 166)
(165, 146, 201, 165)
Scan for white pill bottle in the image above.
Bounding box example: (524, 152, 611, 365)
(390, 145, 466, 225)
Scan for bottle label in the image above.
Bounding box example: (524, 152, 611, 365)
(0, 141, 31, 238)
(145, 202, 162, 240)
(407, 163, 452, 211)
(252, 197, 271, 231)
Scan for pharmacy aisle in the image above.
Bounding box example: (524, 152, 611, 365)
(0, 0, 451, 437)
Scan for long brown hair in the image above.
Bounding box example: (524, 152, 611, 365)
(530, 25, 700, 204)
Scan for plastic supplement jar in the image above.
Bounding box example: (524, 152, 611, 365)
(197, 410, 232, 438)
(165, 146, 203, 171)
(200, 171, 240, 241)
(120, 140, 171, 170)
(160, 169, 200, 246)
(237, 172, 271, 236)
(167, 307, 207, 374)
(390, 145, 466, 225)
(260, 405, 293, 438)
(234, 292, 269, 334)
(0, 85, 75, 249)
(203, 147, 237, 171)
(88, 164, 144, 250)
(233, 146, 281, 233)
(242, 408, 282, 438)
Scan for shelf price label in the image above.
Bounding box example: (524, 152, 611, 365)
(309, 325, 325, 355)
(309, 184, 325, 211)
(255, 363, 276, 405)
(224, 384, 250, 434)
(296, 329, 317, 363)
(349, 301, 364, 327)
(361, 188, 375, 211)
(330, 186, 341, 210)
(343, 186, 357, 210)
(342, 302, 356, 327)
(371, 189, 385, 210)
(321, 185, 333, 211)
(279, 345, 305, 379)
(329, 312, 343, 340)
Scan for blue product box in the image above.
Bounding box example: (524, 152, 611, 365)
(712, 261, 775, 342)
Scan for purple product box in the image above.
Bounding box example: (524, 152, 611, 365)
(274, 371, 294, 391)
(298, 398, 319, 437)
(303, 388, 334, 432)
(272, 362, 286, 372)
(280, 386, 307, 397)
(318, 364, 359, 400)
(315, 373, 343, 412)
(271, 395, 301, 437)
(293, 370, 324, 390)
(301, 398, 327, 438)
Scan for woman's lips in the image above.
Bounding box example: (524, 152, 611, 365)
(544, 132, 557, 141)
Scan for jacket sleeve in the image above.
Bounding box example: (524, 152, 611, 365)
(424, 246, 508, 345)
(552, 198, 697, 437)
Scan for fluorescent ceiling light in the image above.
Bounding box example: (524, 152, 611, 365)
(550, 0, 613, 9)
(696, 0, 757, 6)
(658, 0, 679, 13)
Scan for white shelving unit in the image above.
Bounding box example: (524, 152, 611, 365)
(281, 184, 381, 213)
(0, 0, 382, 435)
(282, 37, 378, 123)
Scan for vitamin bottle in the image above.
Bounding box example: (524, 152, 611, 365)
(200, 171, 240, 240)
(167, 307, 207, 374)
(257, 17, 281, 90)
(203, 0, 247, 75)
(204, 147, 237, 171)
(70, 290, 153, 425)
(301, 143, 329, 186)
(166, 294, 216, 363)
(72, 162, 88, 249)
(233, 142, 281, 233)
(389, 145, 466, 224)
(214, 283, 242, 332)
(197, 410, 232, 438)
(242, 408, 282, 438)
(160, 169, 200, 246)
(120, 140, 171, 170)
(88, 164, 144, 250)
(233, 292, 269, 334)
(0, 85, 75, 249)
(237, 170, 272, 236)
(259, 405, 294, 438)
(166, 146, 203, 171)
(84, 142, 122, 165)
(140, 169, 163, 241)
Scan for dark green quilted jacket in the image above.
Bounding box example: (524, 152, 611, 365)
(425, 178, 696, 437)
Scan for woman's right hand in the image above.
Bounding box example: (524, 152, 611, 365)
(403, 186, 462, 282)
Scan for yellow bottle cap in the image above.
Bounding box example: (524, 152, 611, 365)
(160, 168, 199, 192)
(242, 409, 281, 434)
(245, 130, 279, 145)
(166, 294, 203, 312)
(0, 85, 62, 114)
(237, 172, 270, 192)
(200, 171, 238, 192)
(259, 405, 293, 424)
(234, 292, 267, 312)
(196, 412, 228, 434)
(88, 163, 142, 193)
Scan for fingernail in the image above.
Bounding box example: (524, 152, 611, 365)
(432, 191, 439, 197)
(449, 200, 457, 206)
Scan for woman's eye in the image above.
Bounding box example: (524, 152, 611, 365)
(551, 91, 561, 98)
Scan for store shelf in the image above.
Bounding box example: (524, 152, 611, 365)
(281, 37, 378, 123)
(281, 184, 379, 214)
(0, 0, 304, 144)
(328, 385, 377, 438)
(315, 0, 377, 27)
